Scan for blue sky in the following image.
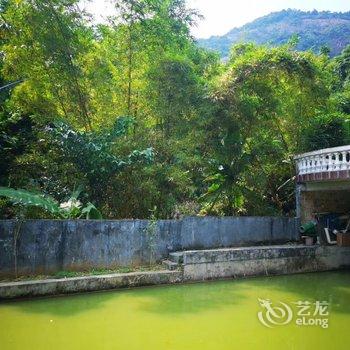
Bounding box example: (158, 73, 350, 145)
(82, 0, 350, 38)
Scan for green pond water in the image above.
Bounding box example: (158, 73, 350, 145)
(1, 271, 350, 350)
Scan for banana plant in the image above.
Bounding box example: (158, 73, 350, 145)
(0, 187, 102, 219)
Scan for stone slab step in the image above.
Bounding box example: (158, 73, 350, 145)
(169, 252, 184, 264)
(162, 260, 180, 270)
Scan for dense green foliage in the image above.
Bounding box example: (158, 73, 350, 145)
(199, 9, 350, 58)
(0, 1, 350, 219)
(0, 186, 102, 218)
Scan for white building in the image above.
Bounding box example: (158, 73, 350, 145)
(294, 145, 350, 223)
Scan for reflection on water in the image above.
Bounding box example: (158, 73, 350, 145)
(0, 271, 349, 350)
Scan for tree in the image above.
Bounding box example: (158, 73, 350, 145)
(50, 117, 153, 206)
(112, 0, 152, 116)
(335, 45, 350, 86)
(203, 44, 332, 215)
(108, 0, 201, 118)
(147, 55, 202, 136)
(1, 0, 93, 129)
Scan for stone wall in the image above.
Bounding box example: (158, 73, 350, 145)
(0, 216, 299, 277)
(297, 188, 350, 223)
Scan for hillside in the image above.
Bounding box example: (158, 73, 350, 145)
(198, 9, 350, 57)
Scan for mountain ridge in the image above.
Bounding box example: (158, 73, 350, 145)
(198, 9, 350, 57)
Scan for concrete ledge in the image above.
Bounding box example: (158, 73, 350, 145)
(0, 270, 183, 300)
(181, 246, 350, 281)
(182, 245, 318, 264)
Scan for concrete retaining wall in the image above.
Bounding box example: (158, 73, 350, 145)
(0, 216, 299, 277)
(1, 245, 349, 299)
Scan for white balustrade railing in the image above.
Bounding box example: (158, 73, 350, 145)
(294, 145, 350, 175)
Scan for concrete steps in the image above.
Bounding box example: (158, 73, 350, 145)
(168, 252, 184, 264)
(162, 260, 180, 271)
(162, 252, 185, 270)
